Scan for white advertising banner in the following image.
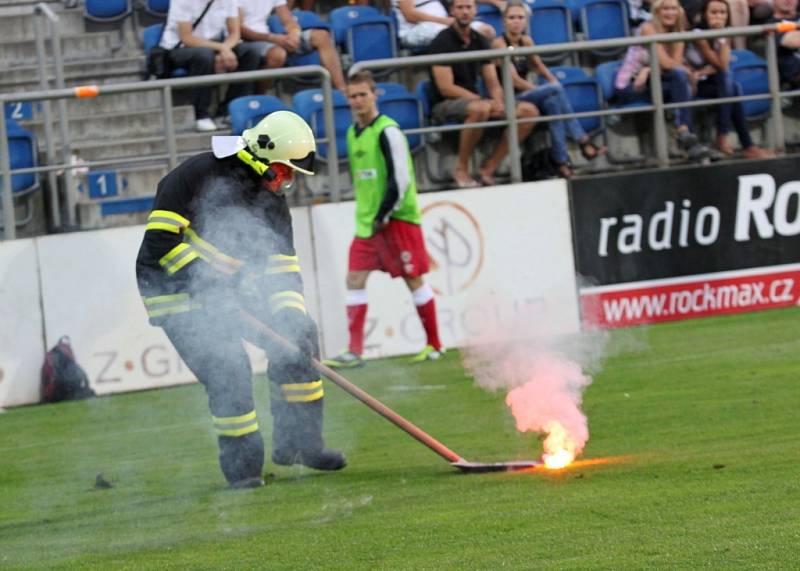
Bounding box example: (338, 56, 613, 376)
(312, 182, 580, 359)
(32, 207, 318, 401)
(37, 226, 193, 397)
(0, 239, 45, 408)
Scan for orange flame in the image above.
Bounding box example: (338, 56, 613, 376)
(542, 421, 577, 469)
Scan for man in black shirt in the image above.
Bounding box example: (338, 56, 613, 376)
(770, 0, 800, 87)
(428, 0, 538, 188)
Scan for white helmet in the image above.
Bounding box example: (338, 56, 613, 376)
(211, 110, 316, 175)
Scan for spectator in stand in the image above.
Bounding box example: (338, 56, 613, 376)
(428, 0, 539, 187)
(686, 0, 774, 157)
(682, 0, 773, 47)
(238, 0, 347, 92)
(393, 0, 496, 50)
(615, 0, 710, 160)
(288, 0, 371, 8)
(162, 0, 263, 132)
(769, 0, 800, 87)
(491, 0, 606, 179)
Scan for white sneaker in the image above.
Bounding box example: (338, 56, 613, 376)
(195, 118, 219, 132)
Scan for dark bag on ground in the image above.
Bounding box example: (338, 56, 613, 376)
(147, 46, 172, 79)
(41, 336, 96, 403)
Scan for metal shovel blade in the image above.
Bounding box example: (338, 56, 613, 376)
(451, 458, 543, 473)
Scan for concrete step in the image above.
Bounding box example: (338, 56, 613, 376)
(0, 31, 141, 68)
(22, 105, 196, 144)
(0, 55, 144, 91)
(58, 131, 217, 163)
(0, 6, 84, 41)
(75, 164, 168, 230)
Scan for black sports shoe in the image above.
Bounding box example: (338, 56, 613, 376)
(272, 448, 347, 471)
(677, 130, 710, 161)
(229, 476, 265, 489)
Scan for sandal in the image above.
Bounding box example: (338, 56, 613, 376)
(557, 162, 573, 179)
(579, 140, 606, 161)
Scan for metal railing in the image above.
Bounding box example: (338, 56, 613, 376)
(3, 19, 800, 240)
(351, 21, 800, 176)
(1, 65, 338, 240)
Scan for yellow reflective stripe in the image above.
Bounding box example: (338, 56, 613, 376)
(146, 210, 190, 233)
(273, 301, 306, 314)
(146, 221, 181, 234)
(282, 380, 322, 392)
(165, 250, 200, 275)
(269, 291, 306, 314)
(266, 254, 301, 274)
(142, 293, 201, 317)
(285, 390, 324, 403)
(184, 228, 243, 275)
(269, 254, 299, 262)
(159, 244, 202, 276)
(216, 423, 260, 437)
(278, 379, 324, 402)
(150, 210, 190, 226)
(159, 243, 190, 264)
(265, 264, 301, 274)
(213, 411, 257, 424)
(143, 293, 189, 305)
(213, 410, 258, 437)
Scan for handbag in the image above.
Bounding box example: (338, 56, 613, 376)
(146, 0, 216, 80)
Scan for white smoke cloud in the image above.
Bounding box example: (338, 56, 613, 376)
(461, 292, 611, 460)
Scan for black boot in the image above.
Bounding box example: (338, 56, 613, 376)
(219, 430, 265, 487)
(271, 398, 346, 471)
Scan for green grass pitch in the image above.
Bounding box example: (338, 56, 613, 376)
(1, 308, 798, 569)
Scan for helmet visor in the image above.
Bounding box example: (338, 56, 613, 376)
(289, 151, 315, 175)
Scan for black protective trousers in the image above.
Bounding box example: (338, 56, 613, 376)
(160, 303, 327, 485)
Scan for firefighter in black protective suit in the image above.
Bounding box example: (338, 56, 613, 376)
(135, 111, 346, 489)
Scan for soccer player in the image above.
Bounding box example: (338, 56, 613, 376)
(322, 71, 444, 369)
(136, 111, 345, 489)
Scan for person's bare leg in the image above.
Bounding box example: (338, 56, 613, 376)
(480, 102, 538, 183)
(454, 100, 491, 186)
(258, 46, 286, 93)
(310, 29, 346, 91)
(728, 0, 750, 49)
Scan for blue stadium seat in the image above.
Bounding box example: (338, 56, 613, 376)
(376, 85, 423, 152)
(565, 0, 588, 27)
(142, 24, 187, 77)
(144, 0, 170, 18)
(540, 67, 604, 134)
(376, 82, 412, 99)
(595, 60, 649, 108)
(229, 95, 289, 135)
(730, 49, 762, 68)
(291, 89, 351, 161)
(528, 0, 575, 65)
(476, 3, 504, 36)
(730, 61, 771, 120)
(345, 15, 397, 72)
(580, 0, 630, 57)
(84, 0, 132, 22)
(330, 5, 381, 47)
(4, 119, 38, 195)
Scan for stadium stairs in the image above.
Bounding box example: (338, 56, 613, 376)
(0, 0, 207, 232)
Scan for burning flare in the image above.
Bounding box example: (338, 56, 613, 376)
(504, 356, 591, 470)
(541, 421, 576, 469)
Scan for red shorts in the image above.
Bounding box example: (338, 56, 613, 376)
(348, 219, 430, 278)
